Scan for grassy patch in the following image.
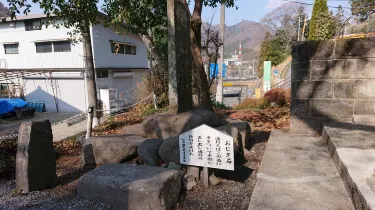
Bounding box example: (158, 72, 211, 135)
(234, 98, 268, 110)
(212, 101, 230, 110)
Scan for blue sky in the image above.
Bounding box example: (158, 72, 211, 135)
(1, 0, 351, 26)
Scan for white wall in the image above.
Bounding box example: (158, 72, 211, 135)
(0, 19, 85, 69)
(0, 18, 149, 70)
(23, 78, 86, 113)
(91, 24, 149, 69)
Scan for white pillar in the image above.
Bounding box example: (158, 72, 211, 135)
(216, 4, 225, 103)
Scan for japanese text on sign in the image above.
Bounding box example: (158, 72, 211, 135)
(179, 124, 234, 171)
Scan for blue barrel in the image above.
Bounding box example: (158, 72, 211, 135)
(27, 101, 45, 112)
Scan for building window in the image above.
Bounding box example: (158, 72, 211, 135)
(111, 42, 136, 55)
(125, 45, 136, 55)
(25, 19, 42, 31)
(54, 41, 71, 52)
(111, 42, 124, 54)
(36, 42, 52, 53)
(97, 70, 108, 78)
(4, 44, 19, 54)
(130, 46, 136, 55)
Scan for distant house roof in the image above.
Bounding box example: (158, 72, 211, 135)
(1, 11, 109, 22)
(3, 13, 49, 21)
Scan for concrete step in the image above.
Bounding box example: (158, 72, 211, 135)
(248, 130, 354, 210)
(323, 123, 375, 210)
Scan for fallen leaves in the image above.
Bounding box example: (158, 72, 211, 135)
(228, 107, 290, 132)
(93, 104, 146, 135)
(54, 139, 82, 157)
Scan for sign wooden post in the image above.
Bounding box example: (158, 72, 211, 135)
(203, 167, 209, 188)
(179, 124, 234, 188)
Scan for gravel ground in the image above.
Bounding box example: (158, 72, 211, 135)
(0, 131, 269, 210)
(0, 153, 114, 210)
(176, 131, 268, 210)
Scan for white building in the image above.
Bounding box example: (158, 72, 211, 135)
(0, 14, 149, 113)
(224, 41, 243, 67)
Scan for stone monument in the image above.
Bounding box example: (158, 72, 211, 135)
(16, 120, 57, 193)
(167, 0, 193, 113)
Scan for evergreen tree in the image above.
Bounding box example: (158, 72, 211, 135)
(257, 32, 271, 78)
(308, 0, 335, 40)
(267, 31, 287, 65)
(0, 2, 9, 17)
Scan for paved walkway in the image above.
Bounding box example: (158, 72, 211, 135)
(52, 116, 108, 142)
(0, 112, 108, 142)
(248, 130, 354, 210)
(52, 119, 86, 142)
(0, 112, 75, 136)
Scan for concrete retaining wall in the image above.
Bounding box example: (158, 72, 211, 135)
(291, 38, 375, 133)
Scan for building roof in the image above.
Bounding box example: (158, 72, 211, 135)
(3, 13, 49, 21)
(1, 11, 109, 22)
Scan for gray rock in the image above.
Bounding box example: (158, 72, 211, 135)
(77, 163, 182, 210)
(218, 119, 252, 150)
(82, 135, 147, 165)
(76, 135, 86, 145)
(187, 166, 200, 181)
(209, 174, 220, 186)
(184, 175, 197, 191)
(159, 135, 180, 164)
(121, 123, 147, 137)
(137, 139, 163, 166)
(16, 120, 57, 193)
(82, 141, 96, 166)
(143, 108, 221, 140)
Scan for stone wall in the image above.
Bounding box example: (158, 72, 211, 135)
(291, 38, 375, 133)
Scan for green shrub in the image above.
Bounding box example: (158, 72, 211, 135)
(234, 98, 268, 110)
(212, 101, 229, 110)
(141, 105, 158, 118)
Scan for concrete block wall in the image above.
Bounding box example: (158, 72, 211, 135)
(291, 38, 375, 133)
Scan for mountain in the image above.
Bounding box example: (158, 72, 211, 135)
(204, 20, 273, 61)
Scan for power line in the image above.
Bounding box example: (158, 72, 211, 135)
(282, 0, 351, 9)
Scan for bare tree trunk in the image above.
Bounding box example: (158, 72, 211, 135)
(189, 0, 212, 110)
(140, 35, 167, 71)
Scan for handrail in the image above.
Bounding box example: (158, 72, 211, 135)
(280, 61, 291, 79)
(271, 77, 291, 89)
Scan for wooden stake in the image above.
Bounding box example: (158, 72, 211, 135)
(203, 167, 209, 188)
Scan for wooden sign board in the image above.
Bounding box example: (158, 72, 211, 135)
(179, 124, 234, 171)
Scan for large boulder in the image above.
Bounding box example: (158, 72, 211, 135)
(219, 119, 252, 150)
(82, 135, 147, 165)
(159, 136, 180, 164)
(77, 163, 182, 210)
(121, 123, 147, 137)
(143, 108, 221, 140)
(137, 139, 163, 166)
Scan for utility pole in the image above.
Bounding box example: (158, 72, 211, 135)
(83, 30, 99, 134)
(216, 4, 225, 103)
(298, 16, 301, 41)
(252, 60, 256, 79)
(302, 15, 307, 41)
